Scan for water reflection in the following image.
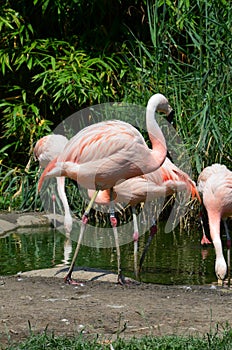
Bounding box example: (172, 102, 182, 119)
(0, 223, 222, 285)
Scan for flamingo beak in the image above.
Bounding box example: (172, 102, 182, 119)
(167, 110, 175, 124)
(217, 278, 223, 286)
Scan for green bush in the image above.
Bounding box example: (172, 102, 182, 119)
(0, 0, 231, 211)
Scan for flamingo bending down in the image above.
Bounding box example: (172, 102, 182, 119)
(38, 93, 172, 284)
(197, 163, 232, 283)
(89, 157, 200, 278)
(34, 134, 73, 235)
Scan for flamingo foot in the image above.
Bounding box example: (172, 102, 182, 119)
(64, 275, 84, 286)
(117, 272, 131, 285)
(201, 235, 211, 245)
(221, 278, 231, 288)
(117, 272, 139, 286)
(117, 277, 132, 285)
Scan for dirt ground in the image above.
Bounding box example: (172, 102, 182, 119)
(1, 271, 232, 348)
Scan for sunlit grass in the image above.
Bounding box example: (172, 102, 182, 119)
(3, 326, 232, 350)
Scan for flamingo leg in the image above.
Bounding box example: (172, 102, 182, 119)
(223, 218, 231, 287)
(132, 207, 139, 279)
(199, 208, 211, 245)
(139, 217, 157, 274)
(64, 190, 99, 284)
(52, 187, 56, 229)
(109, 189, 124, 284)
(111, 222, 122, 283)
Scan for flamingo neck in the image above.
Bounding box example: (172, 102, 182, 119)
(38, 157, 57, 191)
(56, 177, 73, 234)
(146, 102, 167, 167)
(208, 212, 224, 258)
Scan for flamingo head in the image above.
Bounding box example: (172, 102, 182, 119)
(215, 257, 227, 281)
(152, 93, 173, 116)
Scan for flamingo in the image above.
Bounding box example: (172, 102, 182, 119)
(34, 134, 73, 235)
(89, 157, 200, 278)
(197, 163, 232, 284)
(38, 93, 172, 284)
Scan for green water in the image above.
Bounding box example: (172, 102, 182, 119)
(0, 224, 221, 285)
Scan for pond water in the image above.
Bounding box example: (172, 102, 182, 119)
(0, 221, 224, 285)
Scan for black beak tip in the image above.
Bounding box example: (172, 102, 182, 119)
(167, 110, 175, 124)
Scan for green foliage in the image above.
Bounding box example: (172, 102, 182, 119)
(123, 0, 232, 172)
(4, 326, 232, 349)
(32, 43, 126, 108)
(0, 164, 43, 211)
(0, 0, 231, 211)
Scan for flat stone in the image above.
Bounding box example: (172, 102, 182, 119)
(0, 219, 17, 235)
(0, 212, 52, 235)
(16, 215, 50, 227)
(20, 267, 119, 283)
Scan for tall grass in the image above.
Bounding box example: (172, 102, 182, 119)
(0, 0, 231, 212)
(123, 1, 232, 175)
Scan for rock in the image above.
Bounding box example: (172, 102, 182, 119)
(0, 219, 17, 235)
(16, 214, 49, 227)
(0, 212, 51, 235)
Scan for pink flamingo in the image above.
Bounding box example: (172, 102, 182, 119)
(89, 157, 200, 278)
(34, 134, 73, 235)
(38, 93, 172, 284)
(198, 163, 232, 284)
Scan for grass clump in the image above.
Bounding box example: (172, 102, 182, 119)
(3, 326, 232, 350)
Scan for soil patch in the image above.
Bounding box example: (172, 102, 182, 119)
(1, 272, 232, 347)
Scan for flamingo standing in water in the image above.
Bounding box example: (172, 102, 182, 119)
(38, 93, 172, 284)
(89, 157, 200, 278)
(197, 163, 232, 284)
(34, 134, 73, 235)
